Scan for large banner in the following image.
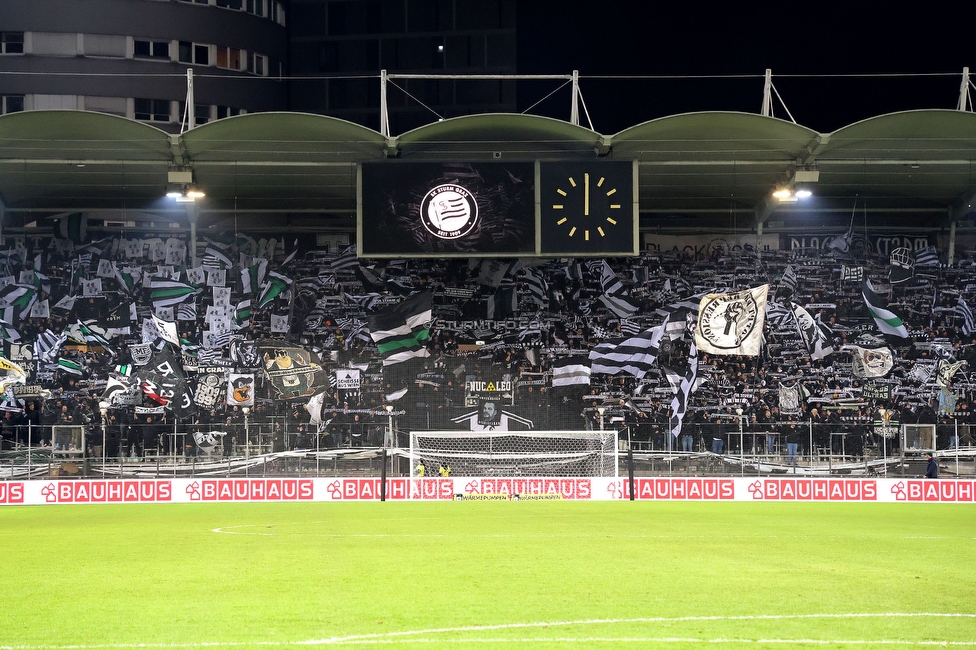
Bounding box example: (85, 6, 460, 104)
(4, 477, 975, 505)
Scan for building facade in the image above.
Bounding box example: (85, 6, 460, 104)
(289, 0, 517, 133)
(0, 0, 288, 131)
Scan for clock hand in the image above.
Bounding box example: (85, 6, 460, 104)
(584, 173, 589, 216)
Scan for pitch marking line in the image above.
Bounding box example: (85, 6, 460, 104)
(212, 524, 973, 540)
(4, 613, 974, 649)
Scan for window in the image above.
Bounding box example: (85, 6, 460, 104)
(178, 41, 210, 65)
(134, 98, 171, 122)
(84, 34, 126, 58)
(247, 52, 267, 76)
(32, 32, 79, 56)
(134, 39, 170, 59)
(0, 32, 24, 54)
(216, 0, 242, 9)
(216, 105, 242, 119)
(1, 95, 24, 114)
(216, 46, 242, 71)
(245, 0, 266, 17)
(194, 103, 211, 125)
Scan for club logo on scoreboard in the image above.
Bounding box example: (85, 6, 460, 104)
(420, 184, 478, 240)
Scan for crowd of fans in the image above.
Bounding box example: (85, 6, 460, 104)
(0, 230, 973, 462)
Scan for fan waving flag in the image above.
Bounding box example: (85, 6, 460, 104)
(589, 315, 669, 378)
(368, 291, 432, 366)
(669, 342, 698, 440)
(551, 356, 591, 387)
(862, 279, 909, 338)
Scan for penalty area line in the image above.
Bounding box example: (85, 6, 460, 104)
(4, 613, 975, 650)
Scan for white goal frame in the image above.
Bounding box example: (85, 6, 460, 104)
(408, 430, 619, 478)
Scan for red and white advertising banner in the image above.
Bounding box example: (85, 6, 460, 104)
(2, 477, 976, 506)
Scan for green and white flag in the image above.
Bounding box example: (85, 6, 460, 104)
(368, 290, 432, 366)
(77, 320, 116, 356)
(256, 271, 291, 310)
(862, 279, 909, 338)
(57, 358, 85, 376)
(241, 259, 268, 296)
(150, 278, 199, 308)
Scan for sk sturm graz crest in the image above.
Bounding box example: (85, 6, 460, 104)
(695, 285, 768, 356)
(420, 184, 478, 240)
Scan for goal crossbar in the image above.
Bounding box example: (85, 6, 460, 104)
(409, 430, 619, 478)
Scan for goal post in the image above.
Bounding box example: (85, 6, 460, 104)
(408, 430, 619, 478)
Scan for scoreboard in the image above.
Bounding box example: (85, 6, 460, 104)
(358, 160, 637, 258)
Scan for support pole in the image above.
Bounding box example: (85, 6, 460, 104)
(380, 448, 387, 502)
(570, 70, 580, 126)
(761, 69, 773, 117)
(186, 69, 195, 130)
(958, 67, 971, 111)
(949, 220, 957, 267)
(187, 202, 199, 268)
(627, 448, 635, 501)
(379, 69, 390, 137)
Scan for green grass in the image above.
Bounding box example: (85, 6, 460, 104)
(0, 502, 974, 649)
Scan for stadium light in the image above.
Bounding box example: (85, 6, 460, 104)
(165, 183, 205, 202)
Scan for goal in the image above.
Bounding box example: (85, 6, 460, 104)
(408, 430, 619, 477)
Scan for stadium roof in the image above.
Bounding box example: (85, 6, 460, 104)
(0, 108, 975, 233)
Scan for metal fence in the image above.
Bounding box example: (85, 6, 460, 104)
(1, 419, 973, 480)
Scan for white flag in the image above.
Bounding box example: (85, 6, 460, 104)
(152, 314, 180, 346)
(694, 285, 768, 356)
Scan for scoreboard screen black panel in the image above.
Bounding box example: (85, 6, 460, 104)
(538, 160, 638, 256)
(359, 162, 536, 258)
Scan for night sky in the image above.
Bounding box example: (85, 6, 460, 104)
(516, 3, 971, 134)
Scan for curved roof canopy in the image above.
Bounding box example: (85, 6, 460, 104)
(0, 108, 974, 231)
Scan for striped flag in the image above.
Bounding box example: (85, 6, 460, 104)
(256, 271, 292, 309)
(344, 293, 381, 311)
(619, 319, 641, 337)
(956, 297, 974, 336)
(331, 245, 359, 273)
(240, 259, 268, 296)
(522, 268, 549, 306)
(34, 330, 68, 362)
(589, 315, 669, 378)
(862, 279, 909, 338)
(0, 320, 20, 342)
(598, 293, 639, 319)
(201, 246, 233, 270)
(914, 246, 941, 267)
(551, 356, 591, 387)
(367, 290, 432, 366)
(57, 357, 85, 376)
(150, 278, 199, 308)
(114, 264, 138, 294)
(779, 264, 798, 295)
(669, 343, 698, 439)
(177, 301, 197, 322)
(234, 299, 251, 329)
(0, 284, 36, 320)
(77, 320, 116, 356)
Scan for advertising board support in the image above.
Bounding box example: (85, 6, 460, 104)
(627, 448, 635, 501)
(380, 448, 387, 502)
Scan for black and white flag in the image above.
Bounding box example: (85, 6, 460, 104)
(589, 316, 668, 378)
(669, 343, 698, 439)
(694, 285, 768, 356)
(790, 303, 834, 361)
(551, 356, 591, 387)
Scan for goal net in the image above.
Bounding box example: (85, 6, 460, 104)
(408, 430, 619, 477)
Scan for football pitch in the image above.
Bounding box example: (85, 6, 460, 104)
(1, 501, 973, 649)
